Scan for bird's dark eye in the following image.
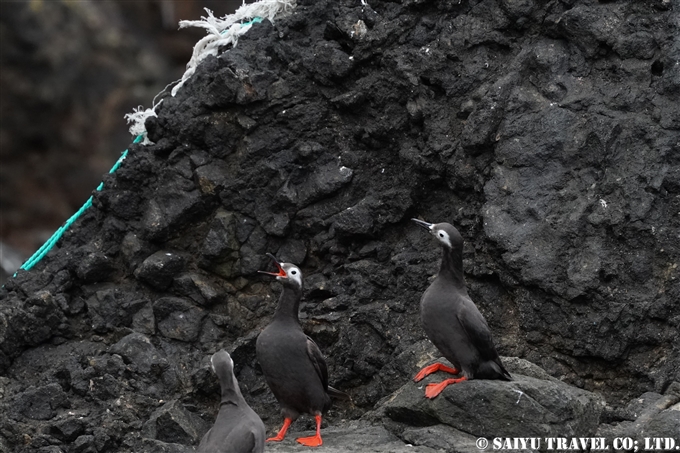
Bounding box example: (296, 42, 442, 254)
(439, 232, 444, 237)
(291, 270, 297, 275)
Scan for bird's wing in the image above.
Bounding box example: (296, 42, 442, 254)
(456, 303, 499, 361)
(229, 429, 254, 453)
(305, 335, 329, 390)
(245, 430, 259, 453)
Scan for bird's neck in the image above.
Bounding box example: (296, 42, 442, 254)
(439, 246, 466, 289)
(219, 377, 244, 407)
(273, 286, 303, 323)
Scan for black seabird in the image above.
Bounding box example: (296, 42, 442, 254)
(197, 349, 266, 453)
(411, 218, 511, 398)
(256, 254, 346, 447)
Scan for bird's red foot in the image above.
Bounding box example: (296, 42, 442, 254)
(296, 414, 322, 447)
(425, 377, 467, 398)
(266, 417, 292, 442)
(296, 434, 323, 447)
(414, 362, 460, 382)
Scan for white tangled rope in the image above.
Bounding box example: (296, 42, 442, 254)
(126, 0, 296, 142)
(174, 0, 296, 96)
(124, 99, 162, 145)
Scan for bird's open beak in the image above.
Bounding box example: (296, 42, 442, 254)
(411, 218, 434, 232)
(258, 253, 287, 278)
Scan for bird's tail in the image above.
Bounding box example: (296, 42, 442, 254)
(327, 385, 352, 401)
(495, 359, 513, 381)
(479, 358, 513, 381)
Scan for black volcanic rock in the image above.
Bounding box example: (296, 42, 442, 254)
(1, 0, 679, 452)
(110, 332, 163, 375)
(76, 251, 116, 283)
(153, 297, 207, 343)
(85, 287, 148, 333)
(135, 251, 186, 290)
(10, 383, 70, 421)
(142, 189, 206, 242)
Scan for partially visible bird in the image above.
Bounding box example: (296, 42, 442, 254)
(256, 254, 347, 447)
(411, 218, 512, 398)
(197, 350, 265, 453)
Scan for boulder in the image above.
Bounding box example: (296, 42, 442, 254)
(109, 332, 164, 375)
(142, 399, 209, 445)
(381, 358, 604, 439)
(134, 251, 186, 290)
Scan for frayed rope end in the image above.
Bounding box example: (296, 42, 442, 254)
(172, 0, 296, 97)
(124, 99, 162, 144)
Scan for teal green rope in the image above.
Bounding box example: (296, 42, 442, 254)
(220, 16, 263, 35)
(16, 134, 144, 274)
(242, 17, 263, 27)
(12, 19, 264, 277)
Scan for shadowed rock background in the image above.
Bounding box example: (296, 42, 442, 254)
(0, 0, 242, 271)
(1, 0, 679, 452)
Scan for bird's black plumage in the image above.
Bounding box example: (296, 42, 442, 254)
(197, 350, 265, 453)
(412, 219, 511, 397)
(256, 255, 333, 447)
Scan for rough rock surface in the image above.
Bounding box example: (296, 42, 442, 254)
(1, 0, 679, 452)
(266, 423, 440, 453)
(597, 383, 680, 442)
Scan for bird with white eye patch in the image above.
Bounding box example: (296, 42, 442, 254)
(433, 228, 452, 248)
(256, 253, 348, 447)
(411, 218, 512, 399)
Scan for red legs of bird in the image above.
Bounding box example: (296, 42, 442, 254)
(266, 414, 323, 446)
(266, 417, 293, 442)
(413, 362, 460, 382)
(296, 414, 323, 447)
(425, 376, 468, 398)
(413, 363, 467, 399)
